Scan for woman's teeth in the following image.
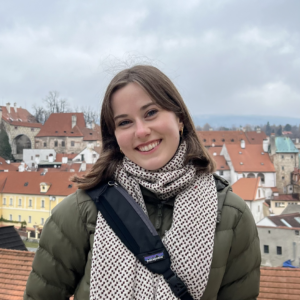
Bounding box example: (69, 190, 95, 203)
(138, 141, 160, 152)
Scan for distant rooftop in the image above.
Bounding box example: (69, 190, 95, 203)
(275, 137, 299, 153)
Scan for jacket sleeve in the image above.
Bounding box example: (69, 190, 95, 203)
(24, 191, 90, 300)
(218, 192, 261, 300)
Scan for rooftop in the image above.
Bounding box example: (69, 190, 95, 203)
(197, 130, 267, 147)
(232, 178, 261, 201)
(267, 213, 300, 228)
(0, 172, 78, 196)
(275, 137, 299, 153)
(0, 157, 18, 172)
(212, 155, 230, 171)
(273, 194, 300, 201)
(36, 113, 101, 141)
(258, 267, 300, 300)
(225, 144, 276, 173)
(0, 226, 27, 251)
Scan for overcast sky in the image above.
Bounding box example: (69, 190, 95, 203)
(0, 0, 299, 119)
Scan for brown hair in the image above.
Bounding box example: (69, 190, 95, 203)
(72, 65, 215, 190)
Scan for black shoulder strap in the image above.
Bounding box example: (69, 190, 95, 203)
(86, 181, 194, 300)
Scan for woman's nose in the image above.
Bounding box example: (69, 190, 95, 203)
(135, 121, 151, 139)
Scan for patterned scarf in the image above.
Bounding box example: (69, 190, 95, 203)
(90, 142, 218, 300)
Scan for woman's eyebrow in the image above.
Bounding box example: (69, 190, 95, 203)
(114, 102, 156, 122)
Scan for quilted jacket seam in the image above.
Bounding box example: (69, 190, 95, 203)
(76, 191, 92, 236)
(37, 245, 76, 290)
(29, 269, 71, 295)
(49, 217, 84, 263)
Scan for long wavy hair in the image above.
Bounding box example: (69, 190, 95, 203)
(72, 65, 215, 190)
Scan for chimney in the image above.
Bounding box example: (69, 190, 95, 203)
(14, 102, 17, 113)
(80, 161, 86, 172)
(6, 103, 10, 113)
(209, 128, 213, 131)
(256, 126, 261, 133)
(48, 154, 54, 162)
(270, 133, 276, 155)
(91, 120, 95, 129)
(240, 139, 245, 149)
(72, 115, 77, 128)
(263, 139, 269, 152)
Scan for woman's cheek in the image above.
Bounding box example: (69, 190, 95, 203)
(115, 130, 132, 150)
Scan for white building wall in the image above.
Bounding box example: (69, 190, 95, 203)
(23, 149, 56, 167)
(215, 170, 231, 183)
(246, 199, 265, 223)
(72, 147, 99, 164)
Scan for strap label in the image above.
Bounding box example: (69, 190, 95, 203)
(144, 251, 164, 264)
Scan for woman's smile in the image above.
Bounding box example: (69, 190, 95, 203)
(135, 139, 161, 153)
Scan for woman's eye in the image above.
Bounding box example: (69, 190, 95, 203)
(146, 109, 158, 118)
(118, 120, 131, 127)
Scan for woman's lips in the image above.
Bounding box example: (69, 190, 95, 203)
(136, 139, 162, 153)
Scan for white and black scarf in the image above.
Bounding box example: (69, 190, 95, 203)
(90, 142, 218, 299)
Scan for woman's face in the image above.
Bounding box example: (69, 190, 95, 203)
(112, 82, 183, 171)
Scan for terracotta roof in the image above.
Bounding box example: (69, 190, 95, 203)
(0, 105, 39, 126)
(232, 178, 261, 201)
(0, 172, 78, 196)
(225, 144, 276, 173)
(271, 187, 279, 192)
(197, 130, 267, 147)
(55, 153, 77, 162)
(0, 248, 35, 300)
(35, 113, 100, 141)
(212, 155, 230, 171)
(267, 213, 300, 228)
(8, 121, 42, 128)
(258, 267, 300, 300)
(207, 147, 222, 156)
(0, 157, 18, 172)
(273, 194, 300, 201)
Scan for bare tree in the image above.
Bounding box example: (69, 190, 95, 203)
(32, 105, 45, 123)
(74, 106, 100, 126)
(203, 123, 211, 131)
(44, 91, 70, 114)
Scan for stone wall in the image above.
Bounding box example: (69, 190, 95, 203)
(1, 120, 41, 160)
(34, 136, 98, 154)
(270, 153, 299, 193)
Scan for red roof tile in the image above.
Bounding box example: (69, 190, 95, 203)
(1, 172, 78, 196)
(0, 248, 35, 300)
(225, 144, 275, 173)
(273, 194, 300, 201)
(55, 153, 77, 162)
(8, 121, 42, 128)
(258, 267, 300, 300)
(0, 106, 39, 126)
(207, 147, 222, 156)
(212, 155, 230, 171)
(232, 178, 261, 201)
(245, 131, 268, 144)
(0, 157, 18, 172)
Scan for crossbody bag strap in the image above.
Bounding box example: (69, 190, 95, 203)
(86, 181, 194, 300)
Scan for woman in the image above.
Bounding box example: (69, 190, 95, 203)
(24, 65, 261, 300)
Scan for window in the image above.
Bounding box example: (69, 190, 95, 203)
(220, 170, 224, 176)
(203, 139, 206, 142)
(18, 199, 22, 206)
(275, 202, 285, 207)
(15, 126, 18, 129)
(29, 199, 32, 207)
(277, 246, 282, 255)
(93, 154, 96, 158)
(81, 154, 85, 161)
(291, 155, 294, 159)
(295, 230, 299, 236)
(18, 215, 21, 222)
(31, 156, 33, 160)
(9, 198, 13, 206)
(212, 139, 216, 142)
(268, 230, 271, 234)
(44, 142, 47, 147)
(28, 216, 31, 223)
(264, 245, 269, 254)
(3, 198, 6, 205)
(9, 214, 12, 221)
(258, 190, 261, 198)
(62, 141, 65, 147)
(71, 141, 75, 147)
(54, 141, 58, 147)
(231, 139, 234, 142)
(41, 218, 44, 225)
(222, 139, 225, 142)
(31, 128, 34, 132)
(258, 205, 260, 212)
(282, 166, 284, 170)
(282, 155, 284, 159)
(282, 176, 285, 180)
(41, 200, 45, 208)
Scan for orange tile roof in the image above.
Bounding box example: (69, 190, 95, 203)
(1, 172, 78, 196)
(0, 248, 35, 300)
(258, 267, 300, 300)
(225, 144, 276, 173)
(55, 153, 77, 162)
(8, 121, 42, 128)
(36, 113, 100, 140)
(0, 105, 40, 126)
(0, 157, 18, 172)
(207, 147, 222, 156)
(197, 130, 267, 147)
(232, 178, 261, 201)
(212, 155, 230, 171)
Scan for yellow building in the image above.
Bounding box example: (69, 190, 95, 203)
(0, 172, 77, 231)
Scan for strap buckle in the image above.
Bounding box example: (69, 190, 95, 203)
(166, 274, 188, 298)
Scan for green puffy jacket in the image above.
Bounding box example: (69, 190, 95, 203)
(24, 175, 261, 300)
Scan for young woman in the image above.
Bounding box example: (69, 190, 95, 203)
(24, 65, 261, 300)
